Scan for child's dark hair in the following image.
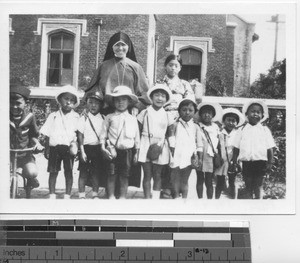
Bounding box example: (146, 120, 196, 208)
(223, 113, 239, 123)
(247, 103, 264, 114)
(164, 54, 182, 67)
(246, 103, 264, 120)
(150, 89, 169, 101)
(178, 100, 197, 113)
(198, 105, 216, 117)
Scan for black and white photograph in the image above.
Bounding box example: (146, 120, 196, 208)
(0, 1, 296, 214)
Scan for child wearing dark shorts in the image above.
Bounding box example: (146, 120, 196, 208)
(215, 108, 244, 199)
(77, 91, 104, 199)
(40, 85, 80, 199)
(232, 100, 275, 199)
(10, 84, 44, 195)
(100, 86, 140, 199)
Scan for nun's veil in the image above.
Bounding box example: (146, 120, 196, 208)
(103, 32, 137, 62)
(85, 32, 137, 93)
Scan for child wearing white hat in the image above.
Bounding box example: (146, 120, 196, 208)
(77, 91, 105, 199)
(232, 100, 276, 199)
(40, 85, 80, 199)
(137, 84, 175, 199)
(196, 102, 222, 199)
(100, 85, 140, 199)
(215, 108, 244, 199)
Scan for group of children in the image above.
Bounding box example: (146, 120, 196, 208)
(10, 81, 276, 200)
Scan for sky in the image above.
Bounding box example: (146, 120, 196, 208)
(240, 14, 286, 83)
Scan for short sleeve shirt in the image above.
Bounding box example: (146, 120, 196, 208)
(233, 123, 276, 161)
(137, 106, 175, 164)
(100, 110, 140, 149)
(77, 112, 104, 145)
(40, 109, 79, 146)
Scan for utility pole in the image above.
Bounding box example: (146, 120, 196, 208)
(267, 14, 284, 65)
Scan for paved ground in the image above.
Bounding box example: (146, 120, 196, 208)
(14, 153, 234, 200)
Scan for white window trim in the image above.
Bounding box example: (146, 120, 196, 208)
(34, 18, 89, 36)
(35, 18, 88, 93)
(9, 18, 15, 35)
(166, 36, 215, 85)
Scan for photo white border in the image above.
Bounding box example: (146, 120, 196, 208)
(0, 0, 296, 216)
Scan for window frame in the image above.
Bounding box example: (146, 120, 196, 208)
(47, 30, 75, 86)
(35, 18, 89, 91)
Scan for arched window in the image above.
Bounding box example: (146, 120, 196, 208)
(179, 48, 202, 82)
(47, 31, 74, 86)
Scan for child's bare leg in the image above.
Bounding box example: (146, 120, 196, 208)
(22, 163, 39, 188)
(180, 166, 192, 199)
(215, 175, 225, 199)
(196, 171, 204, 198)
(119, 176, 128, 199)
(244, 175, 253, 199)
(142, 162, 152, 199)
(253, 175, 264, 199)
(78, 170, 87, 195)
(64, 171, 73, 195)
(49, 172, 58, 194)
(171, 168, 180, 198)
(91, 167, 100, 197)
(107, 174, 116, 199)
(204, 172, 213, 199)
(228, 173, 236, 199)
(22, 163, 38, 179)
(152, 164, 163, 199)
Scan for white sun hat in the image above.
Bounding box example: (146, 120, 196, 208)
(222, 107, 245, 127)
(197, 102, 223, 122)
(147, 83, 172, 105)
(178, 95, 197, 110)
(55, 85, 80, 108)
(242, 99, 269, 123)
(105, 85, 138, 106)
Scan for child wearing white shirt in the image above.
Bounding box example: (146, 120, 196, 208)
(215, 108, 244, 199)
(232, 100, 276, 199)
(100, 86, 140, 199)
(196, 102, 222, 199)
(169, 97, 203, 199)
(40, 85, 80, 199)
(137, 84, 174, 199)
(77, 91, 104, 199)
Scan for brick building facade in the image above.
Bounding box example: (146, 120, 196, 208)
(9, 14, 257, 98)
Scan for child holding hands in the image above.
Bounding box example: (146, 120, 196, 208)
(40, 85, 80, 199)
(100, 86, 140, 199)
(196, 102, 222, 199)
(215, 108, 244, 199)
(169, 97, 203, 199)
(232, 100, 275, 199)
(137, 84, 175, 199)
(77, 91, 104, 199)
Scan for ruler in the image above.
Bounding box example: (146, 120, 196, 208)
(0, 220, 251, 262)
